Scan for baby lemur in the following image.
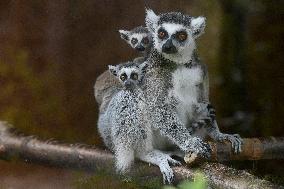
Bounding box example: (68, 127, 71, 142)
(97, 62, 180, 184)
(94, 26, 151, 111)
(119, 26, 153, 60)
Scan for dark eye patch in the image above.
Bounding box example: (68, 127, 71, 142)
(130, 72, 138, 80)
(142, 37, 149, 44)
(157, 28, 168, 40)
(131, 38, 138, 45)
(120, 73, 127, 81)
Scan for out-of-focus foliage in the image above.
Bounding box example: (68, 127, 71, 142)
(163, 172, 207, 189)
(72, 170, 162, 189)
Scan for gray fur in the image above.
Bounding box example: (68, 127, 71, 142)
(144, 9, 242, 156)
(158, 12, 192, 27)
(97, 62, 180, 184)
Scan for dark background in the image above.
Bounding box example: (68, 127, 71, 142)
(0, 0, 283, 188)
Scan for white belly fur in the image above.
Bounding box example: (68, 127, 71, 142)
(170, 66, 203, 124)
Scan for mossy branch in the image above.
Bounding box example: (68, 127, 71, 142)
(0, 121, 283, 188)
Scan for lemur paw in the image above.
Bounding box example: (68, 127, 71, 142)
(164, 154, 181, 166)
(160, 164, 174, 184)
(221, 134, 243, 153)
(186, 137, 212, 159)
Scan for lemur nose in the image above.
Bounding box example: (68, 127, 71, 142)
(135, 45, 145, 52)
(162, 39, 177, 54)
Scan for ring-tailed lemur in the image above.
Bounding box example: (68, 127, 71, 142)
(94, 27, 152, 110)
(97, 62, 180, 184)
(119, 26, 153, 60)
(143, 9, 242, 158)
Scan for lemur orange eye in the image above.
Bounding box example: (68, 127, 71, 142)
(142, 37, 149, 44)
(120, 73, 127, 81)
(158, 29, 167, 39)
(158, 31, 165, 39)
(177, 32, 187, 42)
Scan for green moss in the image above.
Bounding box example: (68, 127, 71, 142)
(72, 170, 162, 189)
(164, 172, 207, 189)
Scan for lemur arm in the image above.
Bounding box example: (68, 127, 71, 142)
(149, 100, 211, 158)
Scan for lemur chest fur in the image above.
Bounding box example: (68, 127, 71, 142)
(170, 66, 203, 121)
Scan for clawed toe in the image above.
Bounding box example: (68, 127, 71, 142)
(161, 166, 174, 184)
(224, 134, 243, 153)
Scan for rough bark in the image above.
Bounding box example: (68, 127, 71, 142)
(209, 137, 284, 161)
(0, 121, 283, 189)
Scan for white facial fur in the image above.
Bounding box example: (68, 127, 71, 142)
(109, 62, 148, 86)
(145, 9, 206, 64)
(118, 67, 139, 79)
(128, 33, 148, 48)
(153, 23, 196, 64)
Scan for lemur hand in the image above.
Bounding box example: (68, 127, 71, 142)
(183, 137, 211, 160)
(219, 133, 243, 153)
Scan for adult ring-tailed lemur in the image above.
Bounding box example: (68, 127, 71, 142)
(95, 8, 243, 171)
(142, 9, 242, 158)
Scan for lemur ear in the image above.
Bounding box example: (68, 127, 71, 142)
(138, 62, 149, 74)
(190, 16, 206, 38)
(108, 65, 118, 76)
(145, 8, 159, 33)
(118, 30, 130, 41)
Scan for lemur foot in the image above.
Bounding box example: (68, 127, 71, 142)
(164, 153, 181, 166)
(160, 153, 181, 184)
(193, 103, 216, 130)
(185, 137, 212, 159)
(160, 163, 174, 184)
(220, 134, 243, 153)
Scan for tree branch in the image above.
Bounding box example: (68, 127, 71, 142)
(0, 121, 283, 188)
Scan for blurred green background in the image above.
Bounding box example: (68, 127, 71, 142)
(0, 0, 283, 188)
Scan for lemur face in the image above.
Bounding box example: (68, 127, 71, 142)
(109, 62, 148, 89)
(145, 9, 206, 64)
(119, 26, 152, 52)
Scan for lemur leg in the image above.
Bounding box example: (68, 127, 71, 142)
(138, 150, 181, 184)
(114, 146, 135, 174)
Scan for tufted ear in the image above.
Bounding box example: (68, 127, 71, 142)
(145, 9, 159, 33)
(138, 61, 148, 74)
(118, 30, 130, 41)
(108, 65, 118, 76)
(190, 16, 206, 38)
